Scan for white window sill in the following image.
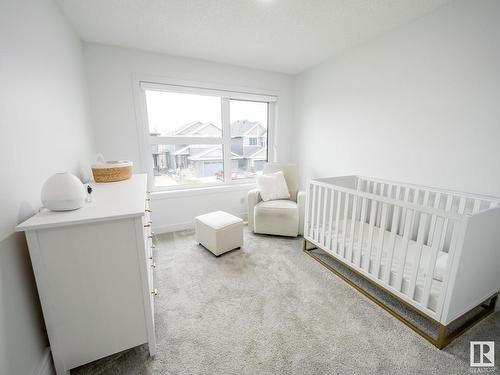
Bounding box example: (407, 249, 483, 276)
(151, 182, 257, 200)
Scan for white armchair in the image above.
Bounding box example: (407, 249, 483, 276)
(248, 163, 305, 237)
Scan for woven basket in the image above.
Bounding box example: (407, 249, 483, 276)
(92, 160, 133, 183)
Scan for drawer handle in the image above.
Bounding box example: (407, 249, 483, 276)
(146, 198, 151, 202)
(151, 244, 156, 249)
(144, 224, 151, 228)
(149, 256, 153, 260)
(151, 288, 158, 296)
(151, 262, 156, 268)
(148, 235, 154, 239)
(145, 209, 152, 213)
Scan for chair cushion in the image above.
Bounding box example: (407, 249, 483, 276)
(256, 171, 290, 202)
(254, 200, 299, 237)
(254, 199, 297, 211)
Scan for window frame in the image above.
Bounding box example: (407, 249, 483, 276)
(133, 76, 277, 193)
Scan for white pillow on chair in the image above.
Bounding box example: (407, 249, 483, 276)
(256, 171, 290, 201)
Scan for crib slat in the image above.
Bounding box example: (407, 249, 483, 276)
(435, 219, 462, 315)
(374, 203, 388, 278)
(394, 208, 415, 291)
(311, 184, 317, 240)
(393, 185, 402, 235)
(356, 198, 368, 268)
(458, 196, 466, 215)
(427, 193, 441, 246)
(347, 195, 358, 263)
(421, 216, 445, 308)
(438, 194, 453, 252)
(409, 189, 424, 241)
(366, 200, 378, 272)
(315, 186, 323, 243)
(341, 193, 350, 258)
(305, 183, 312, 237)
(399, 187, 411, 236)
(394, 184, 402, 200)
(307, 184, 313, 238)
(383, 203, 401, 284)
(387, 184, 393, 199)
(407, 209, 430, 299)
(423, 190, 430, 209)
(334, 191, 342, 254)
(472, 199, 481, 214)
(364, 199, 378, 273)
(304, 183, 310, 237)
(376, 184, 384, 226)
(356, 178, 362, 192)
(407, 188, 420, 237)
(310, 184, 317, 239)
(413, 188, 420, 205)
(327, 189, 335, 250)
(321, 187, 329, 246)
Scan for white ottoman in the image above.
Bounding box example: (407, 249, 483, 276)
(195, 211, 243, 256)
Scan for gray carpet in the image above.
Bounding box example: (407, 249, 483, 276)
(72, 227, 500, 375)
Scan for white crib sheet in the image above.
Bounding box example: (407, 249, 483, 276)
(312, 220, 447, 312)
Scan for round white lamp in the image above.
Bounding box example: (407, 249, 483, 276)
(41, 172, 85, 211)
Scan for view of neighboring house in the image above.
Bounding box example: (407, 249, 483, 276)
(151, 120, 267, 183)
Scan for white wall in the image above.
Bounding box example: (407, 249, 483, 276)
(0, 0, 95, 374)
(83, 44, 295, 231)
(294, 0, 500, 197)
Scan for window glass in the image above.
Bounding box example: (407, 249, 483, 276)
(143, 86, 271, 188)
(145, 90, 221, 137)
(229, 100, 268, 180)
(151, 143, 224, 187)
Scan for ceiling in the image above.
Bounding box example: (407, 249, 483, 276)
(56, 0, 452, 74)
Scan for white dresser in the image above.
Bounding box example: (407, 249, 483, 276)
(16, 174, 156, 375)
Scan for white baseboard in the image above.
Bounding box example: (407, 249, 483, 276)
(32, 347, 55, 375)
(153, 212, 247, 234)
(153, 220, 195, 234)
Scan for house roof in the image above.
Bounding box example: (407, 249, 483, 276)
(230, 120, 266, 137)
(186, 145, 241, 161)
(245, 147, 267, 159)
(168, 120, 266, 159)
(171, 120, 265, 138)
(173, 121, 222, 136)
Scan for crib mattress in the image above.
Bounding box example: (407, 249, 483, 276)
(310, 220, 446, 312)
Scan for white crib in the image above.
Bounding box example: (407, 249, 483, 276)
(304, 175, 500, 348)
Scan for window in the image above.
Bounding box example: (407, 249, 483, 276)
(139, 82, 276, 190)
(230, 100, 268, 179)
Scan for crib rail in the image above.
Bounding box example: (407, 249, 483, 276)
(356, 176, 500, 216)
(304, 179, 469, 320)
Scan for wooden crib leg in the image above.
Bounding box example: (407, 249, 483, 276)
(303, 239, 317, 251)
(435, 293, 498, 349)
(435, 325, 447, 349)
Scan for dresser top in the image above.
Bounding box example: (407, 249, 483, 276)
(16, 174, 148, 231)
